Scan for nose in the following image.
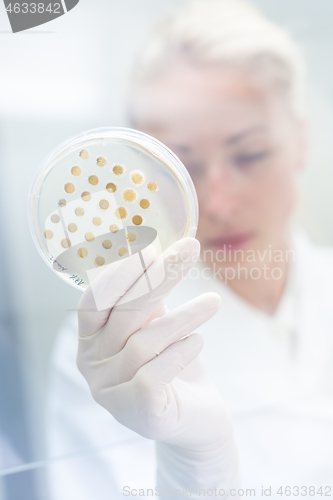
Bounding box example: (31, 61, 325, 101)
(203, 162, 242, 220)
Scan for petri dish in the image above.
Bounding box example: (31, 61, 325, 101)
(28, 127, 198, 291)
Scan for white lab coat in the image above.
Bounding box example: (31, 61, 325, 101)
(46, 231, 333, 500)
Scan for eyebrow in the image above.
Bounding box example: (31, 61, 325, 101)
(224, 125, 267, 146)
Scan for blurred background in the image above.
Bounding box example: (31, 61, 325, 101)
(0, 0, 333, 498)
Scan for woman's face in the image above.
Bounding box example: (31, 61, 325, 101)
(131, 63, 304, 263)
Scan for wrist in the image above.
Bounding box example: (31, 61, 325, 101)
(156, 435, 238, 493)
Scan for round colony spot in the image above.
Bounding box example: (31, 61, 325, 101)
(93, 217, 102, 226)
(88, 175, 99, 186)
(123, 189, 136, 203)
(81, 191, 91, 202)
(79, 150, 89, 160)
(95, 256, 105, 266)
(147, 181, 157, 191)
(58, 199, 66, 207)
(64, 182, 75, 194)
(68, 223, 77, 233)
(106, 182, 117, 193)
(127, 232, 136, 242)
(51, 214, 60, 223)
(115, 207, 127, 220)
(44, 230, 53, 239)
(78, 248, 88, 258)
(139, 199, 150, 209)
(130, 171, 144, 185)
(97, 157, 106, 167)
(118, 247, 128, 257)
(132, 215, 143, 226)
(102, 240, 112, 249)
(75, 207, 84, 217)
(71, 166, 81, 176)
(99, 199, 109, 210)
(85, 232, 95, 242)
(113, 165, 124, 176)
(61, 238, 71, 248)
(109, 224, 119, 233)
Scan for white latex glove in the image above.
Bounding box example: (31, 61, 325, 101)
(77, 237, 238, 496)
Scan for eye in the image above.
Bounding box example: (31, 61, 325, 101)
(183, 160, 205, 178)
(234, 150, 270, 167)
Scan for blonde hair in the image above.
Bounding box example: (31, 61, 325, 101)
(131, 0, 306, 118)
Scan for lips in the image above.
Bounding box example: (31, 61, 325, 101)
(208, 232, 255, 251)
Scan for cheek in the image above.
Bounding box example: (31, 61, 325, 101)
(195, 183, 209, 207)
(252, 159, 296, 230)
(194, 183, 216, 232)
(195, 185, 212, 236)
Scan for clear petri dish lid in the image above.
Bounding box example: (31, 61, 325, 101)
(28, 127, 198, 291)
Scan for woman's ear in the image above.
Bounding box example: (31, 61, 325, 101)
(295, 117, 308, 172)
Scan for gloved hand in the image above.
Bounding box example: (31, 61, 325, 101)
(77, 237, 238, 495)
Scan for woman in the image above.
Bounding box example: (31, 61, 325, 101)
(47, 1, 333, 498)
